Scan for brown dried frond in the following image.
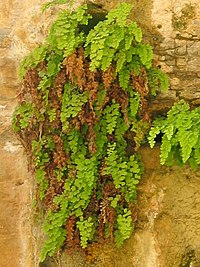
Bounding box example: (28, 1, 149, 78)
(24, 68, 40, 93)
(53, 151, 67, 168)
(73, 228, 80, 246)
(80, 103, 98, 154)
(53, 134, 62, 144)
(102, 65, 115, 89)
(63, 51, 77, 84)
(54, 69, 67, 99)
(43, 174, 64, 209)
(66, 216, 76, 248)
(52, 135, 68, 168)
(131, 68, 149, 97)
(99, 198, 109, 224)
(22, 68, 41, 105)
(131, 70, 151, 123)
(74, 47, 86, 89)
(85, 63, 95, 83)
(38, 60, 47, 73)
(88, 127, 97, 154)
(107, 207, 116, 241)
(108, 83, 129, 109)
(82, 105, 98, 153)
(108, 83, 129, 124)
(129, 203, 138, 223)
(71, 117, 81, 131)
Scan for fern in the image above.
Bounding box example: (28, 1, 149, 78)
(61, 83, 88, 131)
(85, 3, 143, 72)
(13, 3, 169, 262)
(41, 210, 67, 262)
(12, 102, 33, 132)
(41, 154, 98, 258)
(114, 208, 133, 247)
(147, 68, 169, 96)
(77, 217, 95, 248)
(31, 139, 50, 199)
(103, 100, 120, 134)
(148, 100, 200, 167)
(35, 167, 49, 200)
(129, 91, 141, 119)
(136, 44, 153, 69)
(103, 143, 127, 189)
(103, 143, 142, 198)
(47, 5, 91, 56)
(20, 5, 91, 80)
(66, 129, 86, 157)
(92, 116, 107, 159)
(19, 45, 49, 79)
(118, 67, 132, 90)
(115, 117, 129, 141)
(47, 108, 57, 122)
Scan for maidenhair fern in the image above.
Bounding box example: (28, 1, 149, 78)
(12, 3, 168, 262)
(148, 100, 200, 169)
(115, 208, 133, 247)
(77, 217, 95, 248)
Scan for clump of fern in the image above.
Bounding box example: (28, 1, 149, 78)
(148, 100, 200, 169)
(13, 3, 168, 262)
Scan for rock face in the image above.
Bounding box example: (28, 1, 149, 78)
(1, 0, 200, 267)
(0, 1, 50, 267)
(0, 102, 34, 267)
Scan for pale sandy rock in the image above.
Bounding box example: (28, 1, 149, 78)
(170, 77, 181, 88)
(175, 39, 187, 55)
(180, 90, 200, 100)
(1, 0, 200, 266)
(152, 0, 173, 39)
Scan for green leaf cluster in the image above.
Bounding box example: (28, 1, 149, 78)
(147, 68, 169, 96)
(148, 100, 200, 168)
(84, 3, 143, 72)
(84, 3, 167, 92)
(12, 102, 33, 132)
(40, 210, 67, 262)
(40, 153, 98, 259)
(47, 5, 91, 56)
(103, 100, 120, 134)
(77, 217, 95, 248)
(61, 83, 88, 130)
(115, 208, 133, 247)
(103, 143, 141, 203)
(32, 138, 50, 199)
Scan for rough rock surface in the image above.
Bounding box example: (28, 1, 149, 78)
(1, 0, 200, 266)
(0, 101, 34, 267)
(0, 1, 50, 266)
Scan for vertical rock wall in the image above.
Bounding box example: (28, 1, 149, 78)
(0, 103, 34, 267)
(0, 1, 50, 266)
(1, 0, 200, 266)
(152, 0, 200, 105)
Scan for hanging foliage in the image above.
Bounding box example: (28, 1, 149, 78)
(12, 3, 168, 262)
(148, 100, 200, 169)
